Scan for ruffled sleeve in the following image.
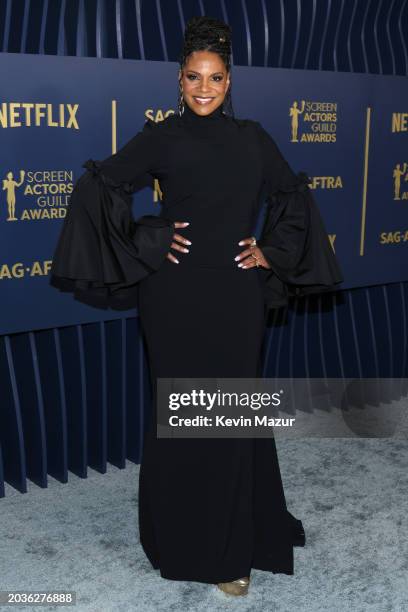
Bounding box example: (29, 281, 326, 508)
(253, 122, 344, 309)
(49, 120, 175, 310)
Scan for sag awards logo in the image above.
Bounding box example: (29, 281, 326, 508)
(289, 100, 337, 143)
(2, 168, 73, 221)
(393, 162, 408, 200)
(1, 102, 78, 221)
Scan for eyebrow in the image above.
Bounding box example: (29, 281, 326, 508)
(186, 70, 224, 75)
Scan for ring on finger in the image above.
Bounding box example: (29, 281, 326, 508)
(251, 253, 260, 267)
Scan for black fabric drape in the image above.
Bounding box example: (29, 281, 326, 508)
(49, 122, 175, 310)
(253, 122, 344, 309)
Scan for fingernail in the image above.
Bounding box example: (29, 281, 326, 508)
(174, 259, 179, 263)
(238, 263, 243, 267)
(184, 222, 190, 226)
(238, 241, 244, 245)
(185, 240, 192, 245)
(234, 256, 240, 261)
(183, 248, 189, 253)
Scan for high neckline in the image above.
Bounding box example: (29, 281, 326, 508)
(181, 100, 225, 123)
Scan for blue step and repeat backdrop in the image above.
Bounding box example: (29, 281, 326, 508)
(0, 53, 407, 334)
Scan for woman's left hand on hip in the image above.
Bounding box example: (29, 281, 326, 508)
(234, 236, 271, 269)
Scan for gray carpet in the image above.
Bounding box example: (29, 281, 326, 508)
(0, 437, 407, 612)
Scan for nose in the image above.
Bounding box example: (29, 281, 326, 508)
(197, 78, 212, 93)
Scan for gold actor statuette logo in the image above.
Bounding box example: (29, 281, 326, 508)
(393, 162, 408, 200)
(2, 170, 25, 221)
(289, 100, 305, 142)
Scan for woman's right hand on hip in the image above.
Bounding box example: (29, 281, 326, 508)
(167, 221, 191, 264)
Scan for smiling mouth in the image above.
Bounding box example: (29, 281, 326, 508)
(193, 97, 215, 105)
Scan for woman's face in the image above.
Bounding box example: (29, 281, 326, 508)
(179, 50, 230, 117)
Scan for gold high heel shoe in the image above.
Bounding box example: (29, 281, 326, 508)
(217, 576, 250, 596)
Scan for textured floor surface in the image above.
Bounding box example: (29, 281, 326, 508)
(0, 437, 407, 612)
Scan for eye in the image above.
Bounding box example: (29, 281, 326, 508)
(187, 74, 198, 80)
(213, 75, 223, 81)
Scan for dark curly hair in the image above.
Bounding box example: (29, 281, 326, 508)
(177, 16, 234, 117)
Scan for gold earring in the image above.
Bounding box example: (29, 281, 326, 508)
(178, 84, 185, 116)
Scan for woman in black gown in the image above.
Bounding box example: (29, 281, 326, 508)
(50, 16, 343, 596)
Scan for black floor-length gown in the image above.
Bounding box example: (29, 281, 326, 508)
(49, 100, 343, 584)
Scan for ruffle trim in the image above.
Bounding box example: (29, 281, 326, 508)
(50, 161, 175, 310)
(276, 170, 310, 193)
(82, 158, 135, 196)
(256, 171, 344, 309)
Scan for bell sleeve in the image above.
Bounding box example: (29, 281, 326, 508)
(254, 122, 344, 309)
(49, 119, 175, 310)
